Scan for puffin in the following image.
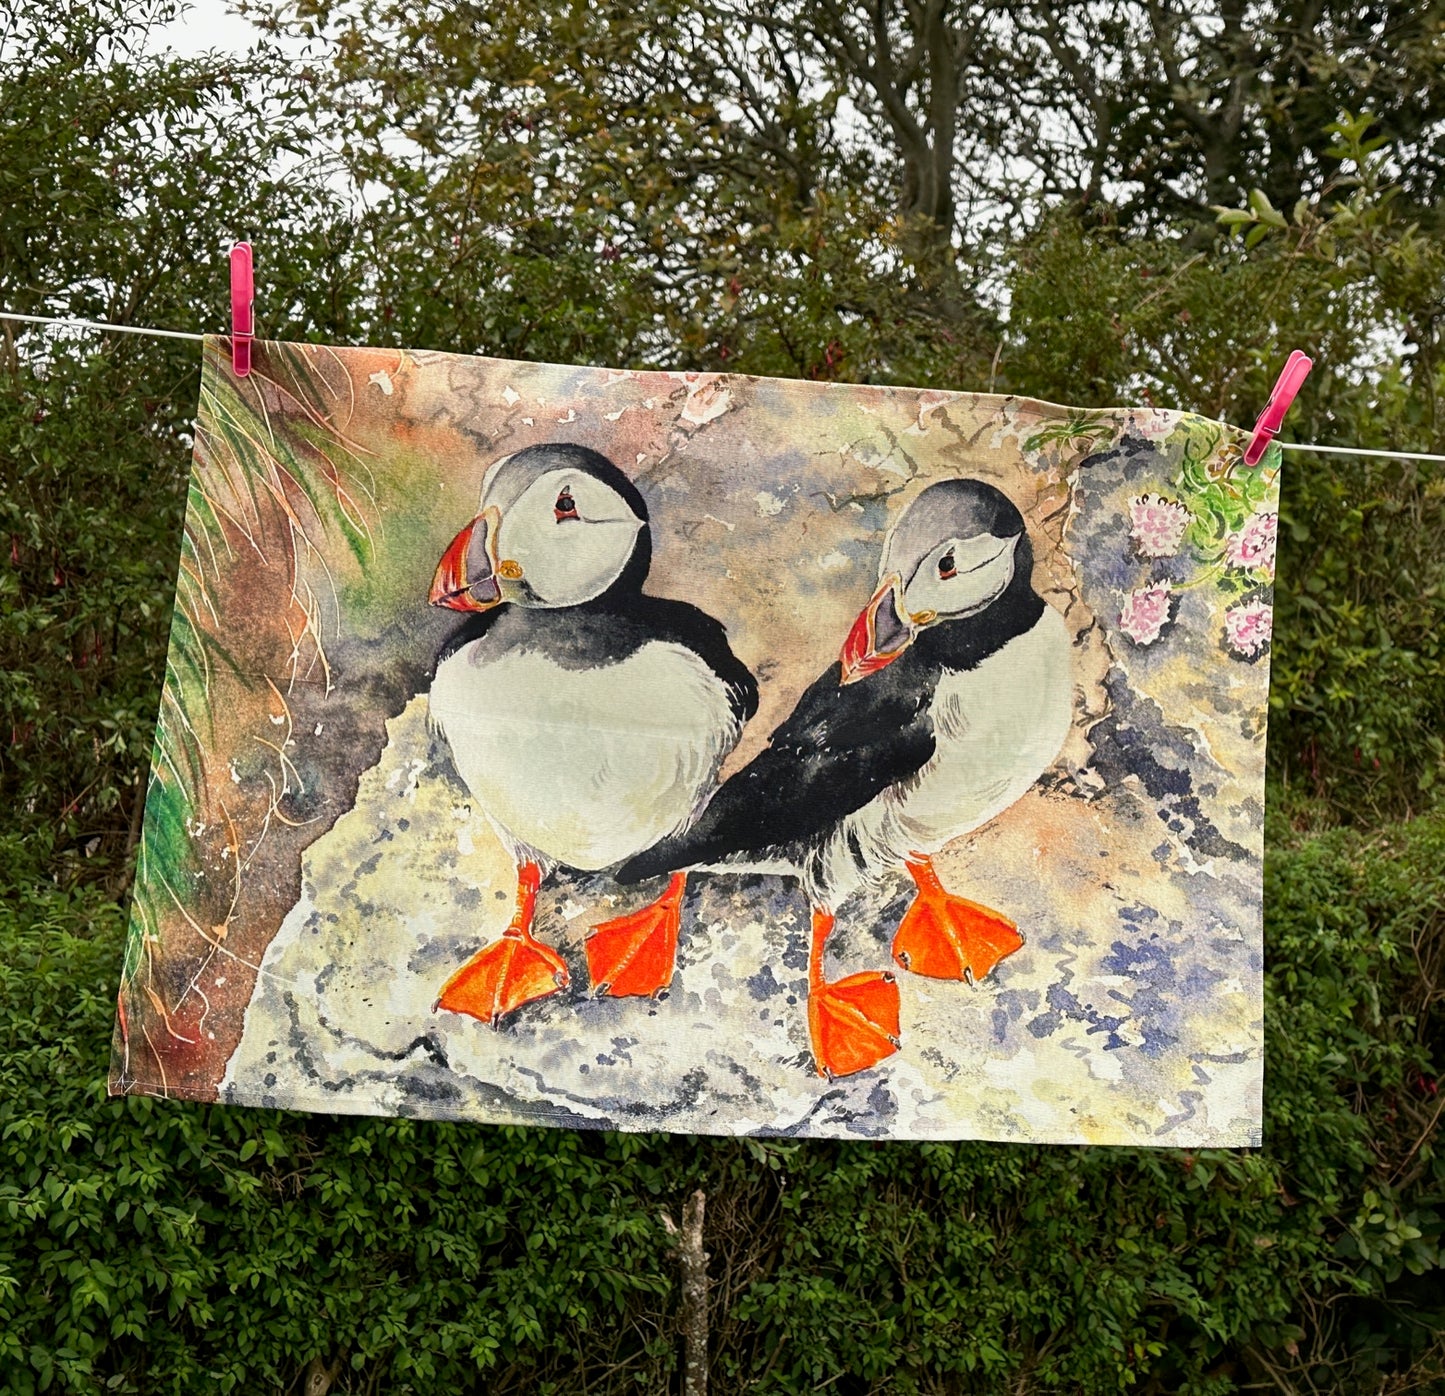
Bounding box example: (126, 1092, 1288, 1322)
(619, 478, 1073, 1079)
(427, 442, 758, 1025)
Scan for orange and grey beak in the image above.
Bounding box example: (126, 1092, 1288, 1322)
(840, 573, 920, 685)
(430, 509, 502, 612)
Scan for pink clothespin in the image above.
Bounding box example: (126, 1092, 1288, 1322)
(1243, 350, 1312, 465)
(230, 242, 254, 378)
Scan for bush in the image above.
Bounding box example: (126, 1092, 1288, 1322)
(3, 814, 1444, 1393)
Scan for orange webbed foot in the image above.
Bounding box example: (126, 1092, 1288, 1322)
(891, 857, 1023, 983)
(807, 908, 901, 1078)
(436, 861, 567, 1025)
(586, 872, 685, 998)
(808, 969, 902, 1079)
(435, 929, 569, 1025)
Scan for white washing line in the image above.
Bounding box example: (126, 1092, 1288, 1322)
(4, 310, 1443, 463)
(0, 310, 204, 342)
(1276, 441, 1445, 465)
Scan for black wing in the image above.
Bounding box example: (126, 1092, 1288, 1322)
(632, 595, 759, 726)
(618, 656, 936, 882)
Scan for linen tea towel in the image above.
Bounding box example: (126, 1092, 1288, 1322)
(112, 338, 1278, 1144)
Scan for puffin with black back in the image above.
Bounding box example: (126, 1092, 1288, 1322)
(619, 478, 1073, 1078)
(428, 442, 758, 1024)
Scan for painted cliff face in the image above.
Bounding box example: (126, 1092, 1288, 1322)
(114, 340, 1277, 1145)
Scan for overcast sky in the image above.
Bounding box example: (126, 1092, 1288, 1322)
(148, 0, 307, 59)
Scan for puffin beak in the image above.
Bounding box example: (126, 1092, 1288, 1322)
(430, 507, 503, 612)
(840, 573, 916, 685)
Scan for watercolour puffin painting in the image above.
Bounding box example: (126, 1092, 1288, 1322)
(621, 478, 1074, 1078)
(119, 339, 1277, 1147)
(426, 442, 758, 1024)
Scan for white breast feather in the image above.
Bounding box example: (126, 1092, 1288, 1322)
(429, 640, 739, 872)
(816, 606, 1073, 906)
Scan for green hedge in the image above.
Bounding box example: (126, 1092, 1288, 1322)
(3, 813, 1443, 1394)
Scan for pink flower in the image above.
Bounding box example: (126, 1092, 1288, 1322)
(1224, 599, 1273, 658)
(1120, 583, 1173, 646)
(1225, 509, 1277, 579)
(1128, 493, 1190, 558)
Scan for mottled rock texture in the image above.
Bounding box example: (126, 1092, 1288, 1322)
(222, 689, 1261, 1143)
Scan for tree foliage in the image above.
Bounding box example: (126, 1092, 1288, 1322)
(270, 0, 1445, 816)
(4, 0, 1445, 1391)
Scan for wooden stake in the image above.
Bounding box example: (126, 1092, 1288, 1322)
(662, 1189, 709, 1396)
(302, 1355, 343, 1396)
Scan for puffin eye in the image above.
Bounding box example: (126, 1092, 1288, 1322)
(554, 488, 578, 521)
(938, 551, 957, 580)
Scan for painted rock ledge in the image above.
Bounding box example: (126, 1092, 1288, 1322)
(222, 693, 1261, 1144)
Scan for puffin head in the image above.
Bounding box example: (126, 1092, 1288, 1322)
(840, 478, 1030, 685)
(429, 443, 650, 612)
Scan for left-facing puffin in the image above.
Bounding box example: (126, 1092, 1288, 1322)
(427, 442, 758, 1025)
